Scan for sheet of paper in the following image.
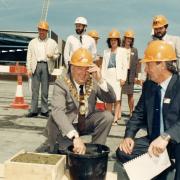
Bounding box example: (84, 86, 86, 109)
(123, 149, 171, 180)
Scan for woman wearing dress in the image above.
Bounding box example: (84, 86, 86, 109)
(122, 30, 139, 116)
(101, 29, 128, 125)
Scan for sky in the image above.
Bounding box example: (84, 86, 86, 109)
(0, 0, 179, 57)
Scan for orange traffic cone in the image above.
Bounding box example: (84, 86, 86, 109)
(10, 74, 29, 109)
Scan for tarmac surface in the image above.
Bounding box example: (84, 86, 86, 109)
(0, 79, 144, 179)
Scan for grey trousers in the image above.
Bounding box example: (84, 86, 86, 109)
(49, 110, 114, 152)
(31, 62, 49, 113)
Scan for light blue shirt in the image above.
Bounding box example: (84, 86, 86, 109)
(108, 52, 116, 68)
(159, 75, 172, 133)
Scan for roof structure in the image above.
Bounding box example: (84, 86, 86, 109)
(0, 30, 59, 65)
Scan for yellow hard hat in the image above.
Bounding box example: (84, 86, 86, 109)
(108, 29, 120, 38)
(140, 40, 176, 63)
(124, 30, 135, 38)
(38, 21, 49, 31)
(88, 30, 99, 39)
(152, 15, 168, 29)
(70, 48, 93, 67)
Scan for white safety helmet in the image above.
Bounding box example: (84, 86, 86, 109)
(74, 17, 88, 26)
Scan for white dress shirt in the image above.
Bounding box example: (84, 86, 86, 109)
(64, 34, 97, 67)
(36, 38, 47, 62)
(159, 75, 172, 133)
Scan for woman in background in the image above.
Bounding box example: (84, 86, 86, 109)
(101, 29, 128, 125)
(122, 30, 139, 116)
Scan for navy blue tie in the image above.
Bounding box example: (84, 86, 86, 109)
(151, 85, 161, 141)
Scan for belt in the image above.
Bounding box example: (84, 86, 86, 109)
(37, 61, 47, 63)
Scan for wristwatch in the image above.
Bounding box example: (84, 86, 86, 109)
(160, 132, 171, 141)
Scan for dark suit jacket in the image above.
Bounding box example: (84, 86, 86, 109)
(125, 73, 180, 143)
(128, 47, 139, 83)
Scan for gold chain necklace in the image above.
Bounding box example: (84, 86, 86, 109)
(63, 74, 94, 102)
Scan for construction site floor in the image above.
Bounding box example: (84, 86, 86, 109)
(0, 80, 144, 179)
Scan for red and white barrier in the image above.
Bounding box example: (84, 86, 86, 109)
(0, 65, 10, 73)
(0, 65, 27, 74)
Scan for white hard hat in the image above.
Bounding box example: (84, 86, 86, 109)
(74, 17, 88, 26)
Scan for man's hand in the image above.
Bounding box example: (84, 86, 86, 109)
(88, 64, 102, 82)
(120, 80, 125, 86)
(135, 78, 144, 86)
(119, 137, 135, 154)
(148, 136, 169, 157)
(73, 137, 86, 154)
(47, 53, 54, 59)
(27, 71, 32, 78)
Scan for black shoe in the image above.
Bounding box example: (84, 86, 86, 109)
(35, 142, 50, 153)
(26, 112, 38, 117)
(58, 149, 68, 155)
(40, 112, 49, 117)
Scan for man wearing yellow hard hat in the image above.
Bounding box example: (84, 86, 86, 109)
(88, 30, 100, 45)
(151, 15, 180, 72)
(46, 48, 116, 154)
(116, 40, 180, 179)
(26, 21, 59, 118)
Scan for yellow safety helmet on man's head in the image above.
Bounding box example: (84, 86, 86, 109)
(140, 40, 176, 63)
(108, 29, 120, 39)
(152, 15, 168, 29)
(38, 21, 49, 31)
(70, 48, 93, 67)
(124, 30, 135, 38)
(88, 30, 99, 39)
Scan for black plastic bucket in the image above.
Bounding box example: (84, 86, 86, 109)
(67, 143, 110, 180)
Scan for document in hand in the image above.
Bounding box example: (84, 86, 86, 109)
(123, 149, 171, 180)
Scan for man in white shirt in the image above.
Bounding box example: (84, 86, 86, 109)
(151, 15, 180, 72)
(64, 16, 97, 68)
(26, 21, 59, 117)
(45, 48, 116, 154)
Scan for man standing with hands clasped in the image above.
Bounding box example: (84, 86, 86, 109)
(116, 40, 180, 180)
(26, 21, 59, 118)
(45, 48, 116, 155)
